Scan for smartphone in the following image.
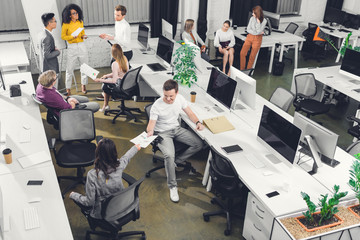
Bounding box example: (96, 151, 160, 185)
(27, 180, 43, 186)
(266, 191, 279, 198)
(221, 145, 243, 154)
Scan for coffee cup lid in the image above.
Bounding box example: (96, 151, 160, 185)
(190, 91, 197, 95)
(2, 148, 12, 154)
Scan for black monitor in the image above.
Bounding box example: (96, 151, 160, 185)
(0, 70, 5, 91)
(206, 68, 237, 109)
(343, 12, 360, 29)
(137, 23, 149, 51)
(157, 35, 174, 65)
(339, 48, 360, 81)
(257, 105, 302, 167)
(323, 7, 345, 25)
(264, 17, 272, 35)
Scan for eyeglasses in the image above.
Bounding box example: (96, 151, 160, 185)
(71, 12, 78, 15)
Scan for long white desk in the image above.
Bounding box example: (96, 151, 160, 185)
(0, 42, 29, 72)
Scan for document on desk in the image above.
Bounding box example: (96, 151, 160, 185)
(17, 150, 51, 168)
(203, 116, 235, 134)
(71, 27, 83, 37)
(80, 63, 99, 80)
(130, 131, 158, 148)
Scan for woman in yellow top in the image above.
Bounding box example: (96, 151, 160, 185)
(61, 4, 88, 95)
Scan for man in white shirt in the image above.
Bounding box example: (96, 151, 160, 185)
(99, 5, 133, 61)
(147, 80, 204, 203)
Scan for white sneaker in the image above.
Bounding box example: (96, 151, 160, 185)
(99, 105, 110, 112)
(169, 187, 179, 202)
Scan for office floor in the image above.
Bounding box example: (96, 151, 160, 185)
(34, 47, 356, 240)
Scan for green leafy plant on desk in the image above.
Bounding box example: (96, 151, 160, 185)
(325, 32, 360, 56)
(172, 41, 198, 87)
(348, 154, 360, 218)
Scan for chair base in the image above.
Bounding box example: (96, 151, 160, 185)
(105, 106, 141, 124)
(86, 229, 146, 240)
(57, 167, 86, 198)
(145, 155, 196, 178)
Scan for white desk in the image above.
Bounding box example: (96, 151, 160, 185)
(0, 42, 29, 72)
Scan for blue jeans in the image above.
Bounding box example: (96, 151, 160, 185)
(156, 126, 203, 188)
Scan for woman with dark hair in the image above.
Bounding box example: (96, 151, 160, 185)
(240, 5, 267, 70)
(182, 19, 209, 61)
(214, 20, 235, 75)
(93, 44, 129, 112)
(61, 3, 89, 95)
(69, 138, 140, 219)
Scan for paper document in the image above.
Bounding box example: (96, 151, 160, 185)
(71, 27, 83, 37)
(130, 131, 158, 148)
(80, 63, 99, 80)
(203, 116, 235, 134)
(17, 150, 51, 168)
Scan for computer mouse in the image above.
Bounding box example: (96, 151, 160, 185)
(19, 80, 27, 84)
(23, 123, 31, 130)
(330, 30, 334, 33)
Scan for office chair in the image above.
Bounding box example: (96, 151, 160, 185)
(32, 93, 59, 130)
(49, 109, 102, 198)
(144, 103, 196, 177)
(269, 87, 295, 112)
(203, 146, 248, 236)
(105, 66, 142, 124)
(275, 22, 299, 65)
(293, 73, 331, 118)
(302, 23, 326, 61)
(346, 140, 360, 155)
(346, 114, 360, 140)
(75, 173, 146, 240)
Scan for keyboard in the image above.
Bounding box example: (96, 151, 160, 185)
(338, 29, 351, 33)
(272, 29, 285, 33)
(245, 154, 265, 168)
(23, 207, 40, 230)
(320, 25, 335, 31)
(147, 63, 166, 72)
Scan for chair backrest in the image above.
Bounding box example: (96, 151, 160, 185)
(269, 87, 295, 112)
(31, 93, 43, 105)
(118, 66, 143, 96)
(101, 176, 145, 222)
(241, 68, 254, 76)
(144, 103, 153, 122)
(59, 109, 95, 142)
(285, 22, 299, 34)
(346, 141, 360, 156)
(294, 73, 317, 98)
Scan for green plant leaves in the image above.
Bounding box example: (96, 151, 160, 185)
(349, 157, 360, 203)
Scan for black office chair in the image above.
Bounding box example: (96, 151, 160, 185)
(105, 66, 142, 124)
(346, 140, 360, 155)
(49, 109, 102, 198)
(293, 73, 331, 118)
(144, 103, 196, 177)
(32, 93, 59, 130)
(275, 22, 299, 65)
(346, 115, 360, 140)
(302, 23, 326, 61)
(269, 87, 295, 112)
(75, 173, 146, 240)
(203, 146, 248, 236)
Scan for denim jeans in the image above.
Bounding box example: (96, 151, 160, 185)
(156, 126, 203, 188)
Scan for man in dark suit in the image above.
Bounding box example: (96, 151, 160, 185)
(39, 13, 60, 88)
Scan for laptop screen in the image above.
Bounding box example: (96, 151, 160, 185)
(156, 35, 174, 64)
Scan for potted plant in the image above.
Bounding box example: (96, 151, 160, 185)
(348, 154, 360, 218)
(296, 185, 348, 232)
(172, 41, 198, 87)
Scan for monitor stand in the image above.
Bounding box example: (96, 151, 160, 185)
(304, 135, 323, 175)
(213, 105, 224, 113)
(265, 154, 281, 164)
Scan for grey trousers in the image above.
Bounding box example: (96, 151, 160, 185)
(71, 95, 100, 113)
(157, 126, 203, 188)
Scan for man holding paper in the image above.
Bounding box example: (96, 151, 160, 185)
(61, 4, 89, 95)
(146, 80, 204, 203)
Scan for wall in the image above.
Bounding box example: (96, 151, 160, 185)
(206, 0, 231, 40)
(342, 0, 360, 14)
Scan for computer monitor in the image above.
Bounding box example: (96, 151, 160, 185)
(157, 35, 174, 65)
(293, 112, 339, 167)
(0, 69, 5, 91)
(264, 17, 272, 35)
(162, 19, 173, 40)
(138, 23, 150, 51)
(263, 10, 280, 29)
(343, 12, 360, 29)
(323, 7, 345, 25)
(207, 68, 237, 109)
(339, 48, 360, 81)
(230, 66, 256, 110)
(257, 105, 302, 167)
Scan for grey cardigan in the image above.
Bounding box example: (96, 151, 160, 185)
(39, 29, 60, 73)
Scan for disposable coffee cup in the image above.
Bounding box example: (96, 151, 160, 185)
(233, 25, 237, 30)
(190, 91, 197, 103)
(2, 148, 12, 164)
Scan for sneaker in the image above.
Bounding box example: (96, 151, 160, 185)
(169, 187, 179, 203)
(96, 95, 104, 101)
(99, 105, 110, 112)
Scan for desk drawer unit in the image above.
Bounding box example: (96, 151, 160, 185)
(243, 192, 274, 240)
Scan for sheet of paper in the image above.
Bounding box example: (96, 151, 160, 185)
(19, 129, 31, 143)
(71, 27, 83, 37)
(80, 63, 99, 80)
(17, 150, 51, 168)
(130, 131, 157, 148)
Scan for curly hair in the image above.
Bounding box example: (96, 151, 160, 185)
(62, 3, 84, 24)
(94, 138, 119, 179)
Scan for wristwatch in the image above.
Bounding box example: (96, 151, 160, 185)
(196, 121, 201, 125)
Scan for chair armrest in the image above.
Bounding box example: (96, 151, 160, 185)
(48, 138, 56, 150)
(122, 173, 136, 185)
(96, 136, 103, 144)
(346, 115, 360, 124)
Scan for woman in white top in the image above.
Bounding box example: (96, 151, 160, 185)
(240, 5, 267, 70)
(214, 20, 235, 75)
(181, 19, 210, 62)
(93, 44, 129, 112)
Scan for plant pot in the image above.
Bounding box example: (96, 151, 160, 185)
(348, 204, 360, 219)
(294, 212, 343, 232)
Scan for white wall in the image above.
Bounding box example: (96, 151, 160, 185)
(180, 0, 200, 32)
(342, 0, 360, 14)
(299, 0, 327, 24)
(206, 0, 231, 40)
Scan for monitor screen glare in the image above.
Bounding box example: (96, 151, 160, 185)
(157, 35, 174, 65)
(138, 23, 149, 50)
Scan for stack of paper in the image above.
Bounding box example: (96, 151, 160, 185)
(130, 131, 158, 148)
(80, 63, 99, 80)
(71, 27, 84, 37)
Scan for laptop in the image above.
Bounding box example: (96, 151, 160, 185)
(147, 35, 174, 72)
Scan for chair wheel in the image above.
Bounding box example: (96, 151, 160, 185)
(146, 172, 151, 178)
(203, 215, 210, 222)
(210, 198, 216, 204)
(141, 235, 146, 240)
(190, 167, 196, 173)
(224, 229, 231, 236)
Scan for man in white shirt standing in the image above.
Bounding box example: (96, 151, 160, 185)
(99, 5, 133, 61)
(147, 80, 204, 203)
